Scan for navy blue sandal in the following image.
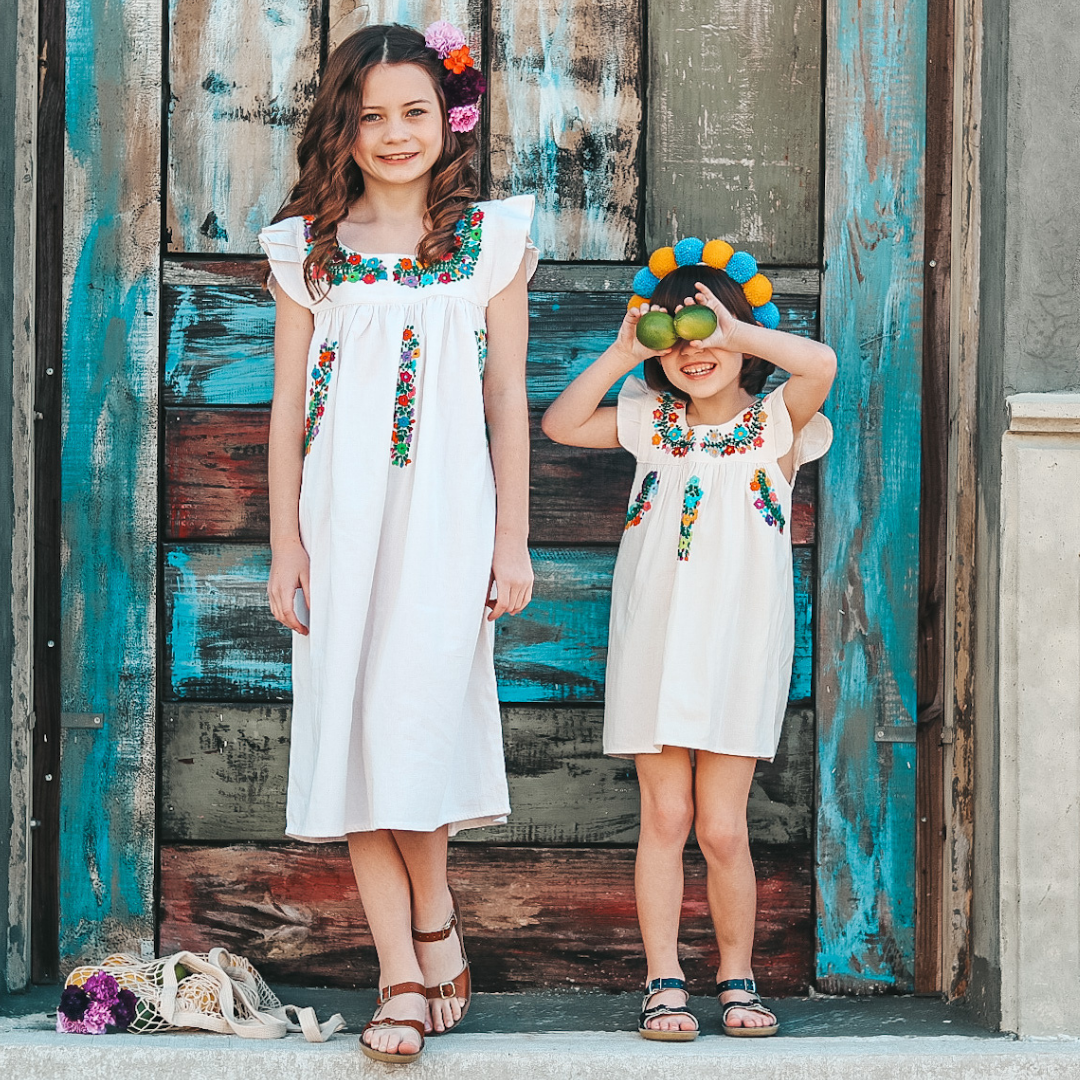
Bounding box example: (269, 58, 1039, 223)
(638, 977, 699, 1041)
(716, 978, 778, 1037)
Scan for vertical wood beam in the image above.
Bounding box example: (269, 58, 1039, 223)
(59, 0, 159, 965)
(817, 0, 927, 991)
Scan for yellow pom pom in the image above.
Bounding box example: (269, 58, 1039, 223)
(742, 273, 773, 308)
(702, 240, 734, 269)
(627, 294, 649, 311)
(648, 247, 678, 278)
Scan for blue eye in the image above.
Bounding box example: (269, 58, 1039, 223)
(361, 112, 381, 123)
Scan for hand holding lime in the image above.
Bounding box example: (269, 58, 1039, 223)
(673, 305, 718, 341)
(635, 311, 678, 351)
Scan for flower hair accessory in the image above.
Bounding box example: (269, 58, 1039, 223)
(628, 239, 781, 331)
(424, 21, 486, 133)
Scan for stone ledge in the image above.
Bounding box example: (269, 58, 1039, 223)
(1006, 392, 1080, 433)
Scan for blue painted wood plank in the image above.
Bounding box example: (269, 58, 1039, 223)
(164, 544, 813, 704)
(815, 0, 926, 991)
(163, 283, 819, 407)
(59, 0, 159, 963)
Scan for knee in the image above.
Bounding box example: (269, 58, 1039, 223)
(695, 815, 749, 865)
(640, 794, 695, 846)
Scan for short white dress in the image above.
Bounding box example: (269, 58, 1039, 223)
(258, 195, 538, 841)
(604, 375, 832, 760)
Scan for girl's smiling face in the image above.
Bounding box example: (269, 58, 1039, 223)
(657, 340, 745, 402)
(352, 63, 444, 186)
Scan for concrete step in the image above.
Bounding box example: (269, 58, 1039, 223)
(3, 989, 1078, 1080)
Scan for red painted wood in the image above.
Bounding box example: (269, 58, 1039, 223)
(160, 843, 812, 993)
(164, 408, 817, 544)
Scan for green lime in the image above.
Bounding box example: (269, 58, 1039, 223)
(673, 305, 717, 341)
(174, 963, 188, 982)
(636, 311, 678, 351)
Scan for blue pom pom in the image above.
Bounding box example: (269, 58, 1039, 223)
(632, 266, 660, 299)
(673, 237, 705, 267)
(725, 251, 758, 284)
(753, 301, 781, 330)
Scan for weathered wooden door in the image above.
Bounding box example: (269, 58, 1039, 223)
(59, 0, 924, 992)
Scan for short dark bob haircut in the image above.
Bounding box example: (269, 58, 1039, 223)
(642, 264, 775, 399)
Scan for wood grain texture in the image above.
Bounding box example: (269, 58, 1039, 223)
(60, 0, 159, 965)
(489, 0, 642, 261)
(162, 278, 819, 407)
(166, 0, 321, 253)
(163, 406, 820, 546)
(645, 0, 823, 264)
(327, 1, 478, 57)
(164, 543, 814, 703)
(161, 703, 814, 845)
(816, 0, 925, 992)
(160, 842, 813, 993)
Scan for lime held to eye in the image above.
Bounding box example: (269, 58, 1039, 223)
(673, 305, 718, 341)
(636, 311, 678, 351)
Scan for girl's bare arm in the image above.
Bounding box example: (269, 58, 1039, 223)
(266, 289, 313, 634)
(541, 304, 667, 448)
(483, 256, 534, 620)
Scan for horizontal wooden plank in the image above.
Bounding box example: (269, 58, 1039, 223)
(163, 544, 813, 703)
(160, 842, 812, 993)
(163, 406, 819, 546)
(161, 703, 813, 845)
(162, 281, 819, 407)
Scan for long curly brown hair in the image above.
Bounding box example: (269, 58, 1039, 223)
(273, 23, 480, 297)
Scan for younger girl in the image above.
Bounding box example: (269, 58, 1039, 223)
(543, 244, 835, 1039)
(260, 22, 535, 1063)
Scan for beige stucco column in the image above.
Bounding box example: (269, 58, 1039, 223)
(999, 392, 1080, 1036)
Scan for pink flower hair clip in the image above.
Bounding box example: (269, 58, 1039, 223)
(424, 20, 486, 132)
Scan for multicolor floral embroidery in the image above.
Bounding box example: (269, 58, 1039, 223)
(302, 216, 388, 286)
(391, 327, 420, 467)
(393, 206, 484, 287)
(699, 395, 768, 456)
(750, 468, 786, 532)
(475, 328, 487, 377)
(624, 471, 659, 529)
(677, 477, 703, 561)
(304, 340, 336, 455)
(651, 394, 696, 457)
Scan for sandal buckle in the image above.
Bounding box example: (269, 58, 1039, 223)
(436, 980, 456, 999)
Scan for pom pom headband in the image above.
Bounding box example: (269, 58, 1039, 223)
(628, 239, 781, 331)
(424, 21, 485, 132)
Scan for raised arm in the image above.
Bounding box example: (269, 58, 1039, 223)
(541, 304, 668, 448)
(266, 289, 314, 635)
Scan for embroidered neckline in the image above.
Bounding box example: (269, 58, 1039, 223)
(651, 391, 769, 457)
(393, 206, 484, 288)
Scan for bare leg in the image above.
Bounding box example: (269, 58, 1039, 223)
(634, 747, 697, 1033)
(694, 752, 775, 1030)
(348, 830, 427, 1054)
(393, 827, 465, 1034)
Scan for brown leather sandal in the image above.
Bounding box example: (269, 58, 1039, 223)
(359, 981, 427, 1064)
(412, 887, 471, 1035)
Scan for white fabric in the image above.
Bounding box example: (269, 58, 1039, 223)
(258, 195, 537, 840)
(604, 377, 832, 761)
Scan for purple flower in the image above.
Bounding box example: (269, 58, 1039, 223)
(84, 1001, 114, 1032)
(84, 971, 120, 1005)
(444, 67, 486, 108)
(448, 104, 481, 133)
(112, 989, 138, 1031)
(424, 20, 466, 59)
(58, 985, 91, 1021)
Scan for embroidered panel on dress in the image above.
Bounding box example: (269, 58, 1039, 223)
(699, 394, 768, 456)
(651, 393, 695, 457)
(625, 470, 659, 529)
(393, 206, 484, 288)
(475, 328, 487, 377)
(302, 217, 388, 286)
(304, 340, 336, 455)
(391, 327, 420, 468)
(751, 468, 786, 532)
(677, 476, 703, 561)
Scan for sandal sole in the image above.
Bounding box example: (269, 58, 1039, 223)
(722, 1024, 779, 1038)
(639, 1028, 699, 1041)
(359, 1038, 424, 1063)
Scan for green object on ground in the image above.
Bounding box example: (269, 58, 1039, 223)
(636, 311, 678, 351)
(673, 305, 718, 341)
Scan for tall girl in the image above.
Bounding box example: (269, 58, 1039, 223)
(543, 244, 835, 1039)
(260, 22, 535, 1063)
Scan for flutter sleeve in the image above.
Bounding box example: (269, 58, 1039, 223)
(481, 194, 539, 302)
(258, 217, 317, 309)
(616, 374, 654, 457)
(770, 381, 834, 472)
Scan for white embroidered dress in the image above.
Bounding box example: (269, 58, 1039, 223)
(604, 375, 832, 761)
(258, 195, 537, 841)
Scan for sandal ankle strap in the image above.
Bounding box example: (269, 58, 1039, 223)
(376, 980, 427, 1005)
(644, 976, 687, 994)
(716, 977, 757, 996)
(412, 906, 458, 943)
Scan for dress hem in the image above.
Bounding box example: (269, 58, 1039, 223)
(605, 741, 775, 763)
(284, 808, 511, 844)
